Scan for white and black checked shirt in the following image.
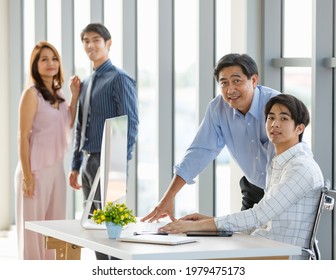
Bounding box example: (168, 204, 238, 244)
(215, 143, 324, 259)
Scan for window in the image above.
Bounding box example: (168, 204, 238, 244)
(136, 0, 159, 216)
(174, 0, 198, 217)
(104, 0, 123, 68)
(74, 0, 90, 78)
(283, 0, 312, 146)
(215, 0, 232, 216)
(47, 0, 62, 53)
(283, 0, 312, 57)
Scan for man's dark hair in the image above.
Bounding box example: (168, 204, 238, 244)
(213, 53, 259, 82)
(80, 23, 111, 42)
(264, 94, 310, 142)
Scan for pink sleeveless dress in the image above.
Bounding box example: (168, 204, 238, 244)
(15, 86, 72, 260)
(29, 87, 71, 171)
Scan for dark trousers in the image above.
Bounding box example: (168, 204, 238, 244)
(239, 176, 265, 211)
(82, 152, 119, 260)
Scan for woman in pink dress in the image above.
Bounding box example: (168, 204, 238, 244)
(15, 41, 80, 259)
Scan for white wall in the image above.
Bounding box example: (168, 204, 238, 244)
(0, 0, 11, 230)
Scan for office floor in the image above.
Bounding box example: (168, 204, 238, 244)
(0, 225, 96, 260)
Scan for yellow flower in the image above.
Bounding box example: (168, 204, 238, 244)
(91, 201, 136, 226)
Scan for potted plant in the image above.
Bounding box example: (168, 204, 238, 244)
(92, 202, 137, 239)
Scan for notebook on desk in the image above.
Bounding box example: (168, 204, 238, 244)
(116, 234, 198, 245)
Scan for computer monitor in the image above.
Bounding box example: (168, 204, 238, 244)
(81, 115, 128, 229)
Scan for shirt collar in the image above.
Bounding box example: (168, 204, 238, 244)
(93, 59, 113, 77)
(248, 87, 260, 118)
(233, 87, 260, 119)
(272, 143, 304, 167)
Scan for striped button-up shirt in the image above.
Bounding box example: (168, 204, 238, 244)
(215, 143, 324, 259)
(71, 59, 139, 171)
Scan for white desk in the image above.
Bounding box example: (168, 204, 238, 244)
(25, 219, 302, 260)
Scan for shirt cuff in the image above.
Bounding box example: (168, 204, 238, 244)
(174, 164, 196, 185)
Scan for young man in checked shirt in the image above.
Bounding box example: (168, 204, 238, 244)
(159, 94, 324, 260)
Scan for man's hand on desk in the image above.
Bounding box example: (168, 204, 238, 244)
(140, 197, 176, 223)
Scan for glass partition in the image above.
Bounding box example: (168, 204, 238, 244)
(215, 0, 232, 216)
(136, 0, 159, 216)
(47, 0, 62, 54)
(174, 0, 198, 217)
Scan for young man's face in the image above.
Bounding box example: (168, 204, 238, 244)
(266, 103, 304, 155)
(218, 65, 258, 114)
(82, 32, 111, 68)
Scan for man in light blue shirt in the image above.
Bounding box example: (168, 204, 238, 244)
(142, 53, 280, 222)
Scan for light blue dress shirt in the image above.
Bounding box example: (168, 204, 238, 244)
(174, 85, 280, 189)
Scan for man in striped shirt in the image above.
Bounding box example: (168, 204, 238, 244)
(68, 23, 139, 260)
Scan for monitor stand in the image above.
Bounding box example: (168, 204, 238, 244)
(80, 167, 105, 229)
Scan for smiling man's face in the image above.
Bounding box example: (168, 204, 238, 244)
(218, 65, 258, 115)
(82, 32, 111, 69)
